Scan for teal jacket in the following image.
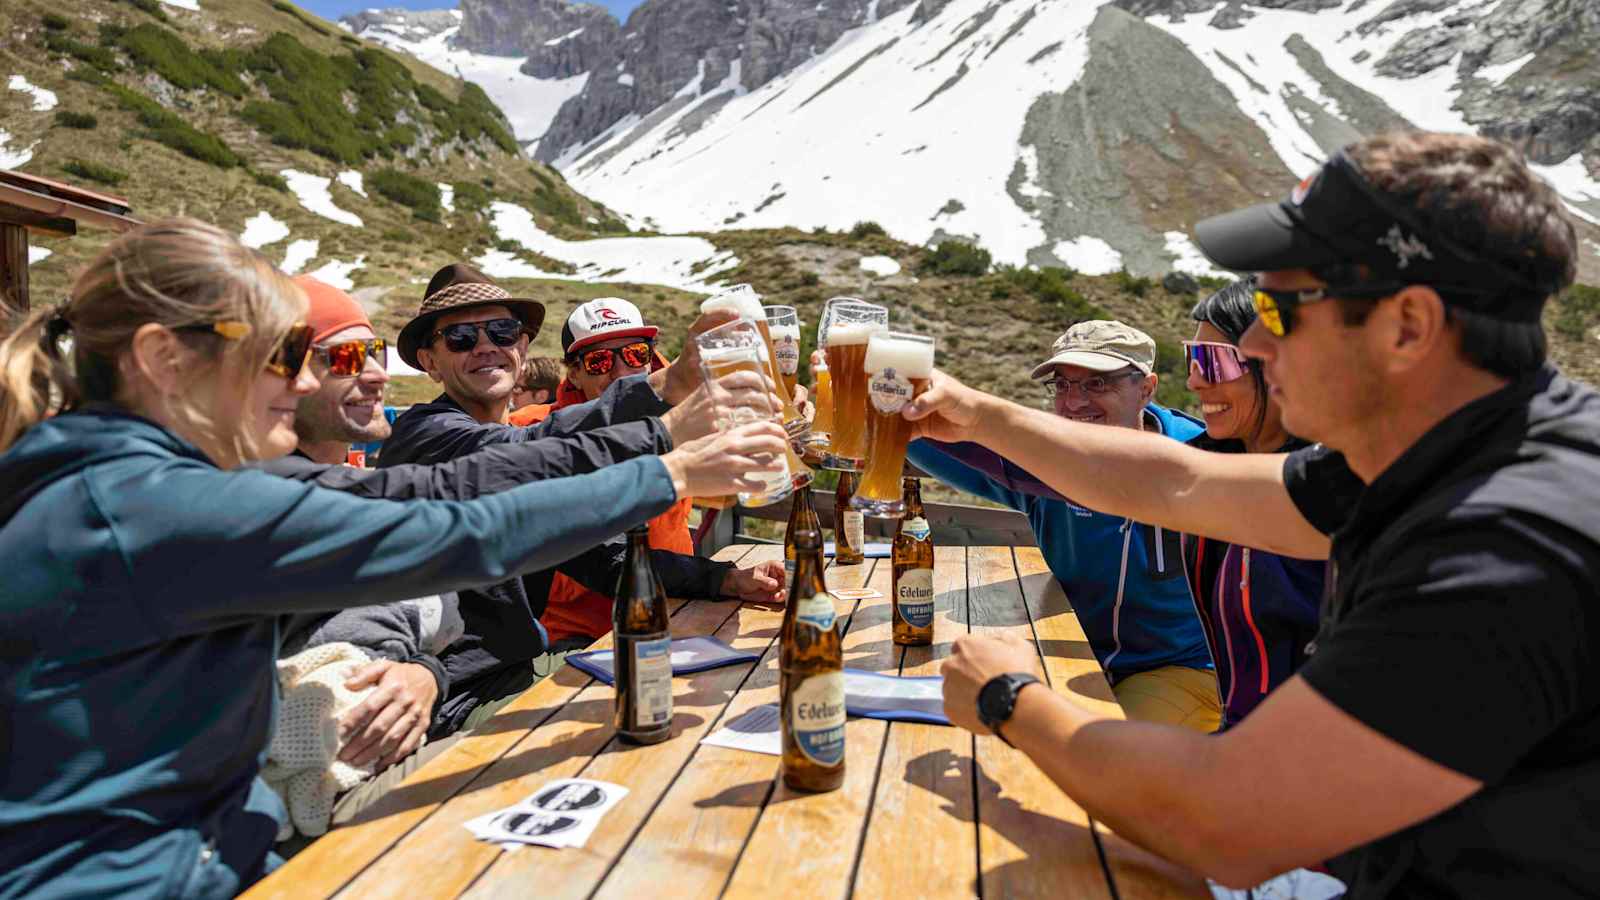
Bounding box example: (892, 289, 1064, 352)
(0, 411, 677, 899)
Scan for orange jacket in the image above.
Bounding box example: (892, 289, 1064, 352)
(517, 367, 696, 645)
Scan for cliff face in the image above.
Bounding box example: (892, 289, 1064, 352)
(455, 0, 620, 77)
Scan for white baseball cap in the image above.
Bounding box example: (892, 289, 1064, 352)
(561, 297, 660, 356)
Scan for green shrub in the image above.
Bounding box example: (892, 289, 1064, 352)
(799, 271, 820, 287)
(249, 169, 289, 192)
(1112, 268, 1154, 298)
(370, 167, 442, 223)
(123, 0, 170, 23)
(61, 159, 127, 186)
(42, 13, 72, 30)
(530, 184, 582, 228)
(1000, 265, 1105, 321)
(1554, 283, 1600, 340)
(1153, 339, 1197, 412)
(54, 111, 99, 129)
(115, 24, 245, 96)
(922, 239, 992, 276)
(850, 220, 886, 239)
(45, 33, 120, 71)
(381, 227, 413, 242)
(271, 0, 331, 36)
(452, 180, 491, 214)
(105, 82, 239, 168)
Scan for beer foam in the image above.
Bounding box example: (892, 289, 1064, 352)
(865, 335, 935, 377)
(825, 322, 885, 346)
(701, 287, 765, 322)
(769, 323, 801, 342)
(700, 345, 763, 368)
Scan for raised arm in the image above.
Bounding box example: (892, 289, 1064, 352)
(904, 370, 1331, 559)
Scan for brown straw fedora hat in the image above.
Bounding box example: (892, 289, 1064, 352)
(397, 263, 546, 368)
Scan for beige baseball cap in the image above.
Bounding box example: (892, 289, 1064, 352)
(1030, 320, 1156, 379)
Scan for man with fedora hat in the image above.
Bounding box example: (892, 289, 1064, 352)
(380, 264, 784, 735)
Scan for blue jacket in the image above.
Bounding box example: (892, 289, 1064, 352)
(906, 406, 1214, 683)
(0, 411, 677, 899)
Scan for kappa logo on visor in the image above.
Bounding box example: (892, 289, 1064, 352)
(1378, 224, 1435, 270)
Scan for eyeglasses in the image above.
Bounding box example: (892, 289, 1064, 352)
(175, 320, 314, 379)
(431, 318, 524, 353)
(1181, 341, 1250, 385)
(313, 338, 387, 376)
(573, 341, 653, 376)
(1252, 283, 1402, 337)
(1040, 369, 1143, 399)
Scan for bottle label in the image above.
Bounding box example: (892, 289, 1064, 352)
(902, 516, 931, 542)
(775, 336, 800, 375)
(631, 636, 673, 730)
(794, 591, 837, 633)
(784, 557, 796, 580)
(896, 568, 935, 628)
(842, 511, 865, 552)
(791, 671, 846, 766)
(869, 367, 914, 414)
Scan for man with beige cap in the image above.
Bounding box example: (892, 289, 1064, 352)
(906, 320, 1220, 731)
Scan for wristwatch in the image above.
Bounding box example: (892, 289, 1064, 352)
(977, 672, 1041, 746)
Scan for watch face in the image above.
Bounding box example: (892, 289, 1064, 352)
(978, 676, 1017, 725)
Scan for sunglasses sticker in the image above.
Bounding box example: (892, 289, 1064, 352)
(463, 779, 630, 850)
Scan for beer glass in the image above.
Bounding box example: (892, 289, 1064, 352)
(803, 349, 833, 462)
(702, 286, 809, 443)
(851, 332, 934, 517)
(764, 305, 801, 399)
(818, 298, 888, 472)
(696, 319, 793, 507)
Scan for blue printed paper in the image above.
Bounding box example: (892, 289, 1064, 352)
(567, 635, 758, 685)
(843, 669, 951, 725)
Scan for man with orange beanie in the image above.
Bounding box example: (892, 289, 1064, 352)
(518, 297, 786, 650)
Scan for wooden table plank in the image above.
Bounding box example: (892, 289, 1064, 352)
(718, 557, 898, 900)
(968, 547, 1114, 900)
(854, 544, 980, 900)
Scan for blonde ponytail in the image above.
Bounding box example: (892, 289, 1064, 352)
(0, 305, 77, 452)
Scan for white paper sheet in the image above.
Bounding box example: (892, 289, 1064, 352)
(699, 703, 783, 756)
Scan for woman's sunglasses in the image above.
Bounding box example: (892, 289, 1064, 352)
(1181, 341, 1250, 385)
(176, 321, 314, 379)
(432, 318, 524, 353)
(574, 341, 654, 376)
(314, 338, 387, 377)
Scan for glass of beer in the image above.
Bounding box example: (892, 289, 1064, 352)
(818, 298, 888, 472)
(695, 319, 793, 508)
(702, 286, 809, 444)
(802, 352, 832, 463)
(764, 305, 801, 400)
(851, 331, 934, 517)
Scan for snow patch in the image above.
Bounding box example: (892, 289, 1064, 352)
(544, 28, 584, 47)
(336, 170, 367, 198)
(305, 256, 366, 291)
(1053, 236, 1123, 276)
(8, 76, 57, 112)
(1015, 145, 1047, 201)
(438, 182, 455, 213)
(859, 255, 901, 277)
(0, 128, 35, 169)
(387, 355, 425, 376)
(1529, 154, 1600, 226)
(282, 170, 364, 228)
(280, 239, 319, 275)
(28, 246, 51, 264)
(1163, 231, 1230, 279)
(239, 211, 290, 249)
(618, 73, 635, 87)
(1476, 52, 1534, 86)
(482, 201, 739, 291)
(157, 0, 201, 10)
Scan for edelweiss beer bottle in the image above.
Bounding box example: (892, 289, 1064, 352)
(613, 525, 673, 744)
(892, 478, 935, 646)
(834, 471, 866, 566)
(783, 486, 822, 582)
(780, 528, 846, 792)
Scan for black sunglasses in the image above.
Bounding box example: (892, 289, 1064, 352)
(431, 317, 525, 353)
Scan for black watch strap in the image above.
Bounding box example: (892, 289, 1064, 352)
(977, 672, 1041, 746)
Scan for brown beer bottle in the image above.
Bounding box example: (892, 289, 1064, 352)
(834, 471, 866, 565)
(892, 478, 936, 646)
(780, 528, 846, 792)
(613, 525, 673, 744)
(783, 486, 822, 583)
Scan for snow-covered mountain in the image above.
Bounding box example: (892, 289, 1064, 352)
(354, 0, 1600, 275)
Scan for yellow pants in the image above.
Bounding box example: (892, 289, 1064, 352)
(1112, 666, 1222, 734)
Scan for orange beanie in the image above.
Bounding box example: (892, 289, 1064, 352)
(294, 275, 372, 343)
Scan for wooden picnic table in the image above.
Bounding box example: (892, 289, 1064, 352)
(247, 545, 1209, 900)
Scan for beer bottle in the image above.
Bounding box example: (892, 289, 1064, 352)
(613, 524, 673, 744)
(892, 478, 936, 646)
(780, 528, 846, 792)
(783, 486, 821, 582)
(834, 471, 866, 565)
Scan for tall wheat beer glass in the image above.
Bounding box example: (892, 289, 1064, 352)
(764, 305, 801, 399)
(695, 319, 793, 507)
(819, 298, 888, 472)
(852, 332, 934, 518)
(802, 356, 832, 464)
(702, 286, 809, 443)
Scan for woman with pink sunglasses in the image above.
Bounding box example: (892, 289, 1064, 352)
(1181, 279, 1328, 730)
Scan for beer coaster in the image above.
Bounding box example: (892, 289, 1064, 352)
(699, 703, 782, 756)
(828, 588, 883, 601)
(566, 635, 759, 685)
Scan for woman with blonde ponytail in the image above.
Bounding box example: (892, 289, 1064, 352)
(0, 219, 787, 898)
